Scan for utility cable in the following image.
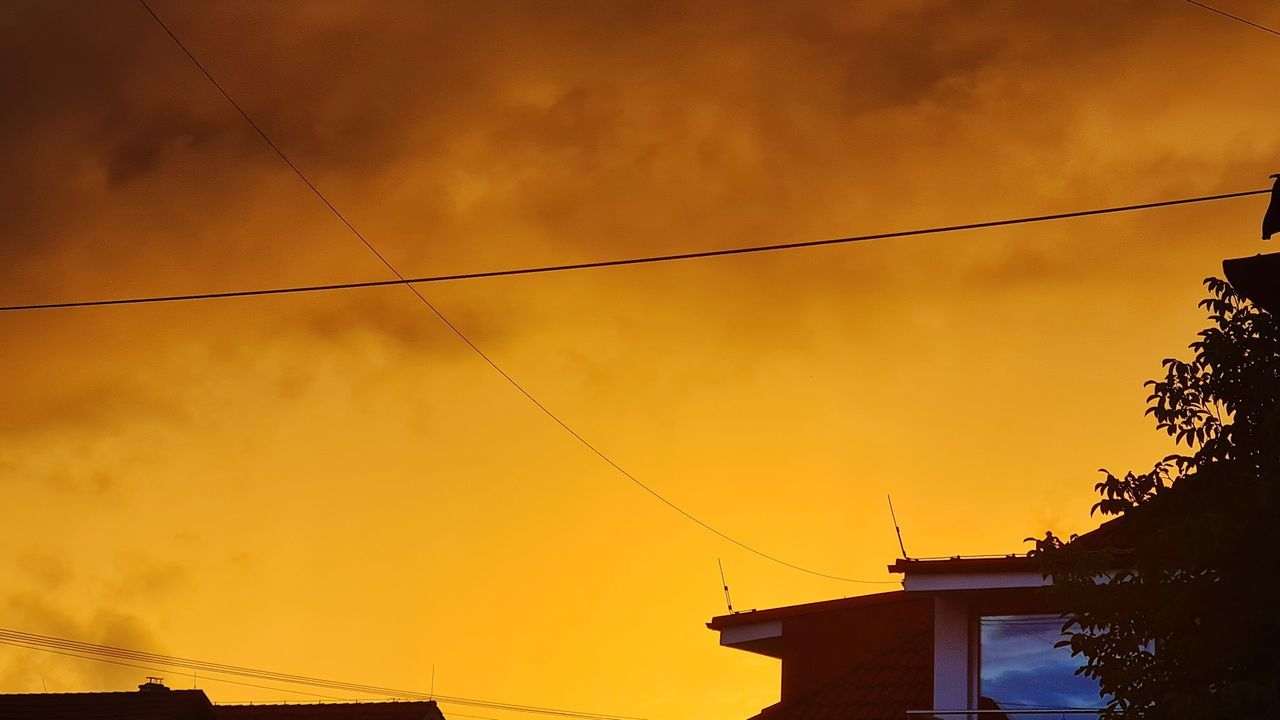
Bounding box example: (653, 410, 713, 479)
(0, 628, 638, 720)
(0, 187, 1268, 312)
(0, 629, 615, 717)
(1182, 0, 1280, 38)
(132, 0, 894, 585)
(0, 639, 357, 701)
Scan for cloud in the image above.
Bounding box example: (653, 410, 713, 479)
(0, 551, 186, 693)
(0, 0, 1209, 278)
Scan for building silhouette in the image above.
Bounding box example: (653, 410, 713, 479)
(0, 678, 446, 720)
(708, 521, 1130, 720)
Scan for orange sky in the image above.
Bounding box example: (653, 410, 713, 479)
(2, 1, 1279, 719)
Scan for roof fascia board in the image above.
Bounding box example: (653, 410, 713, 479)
(719, 620, 783, 647)
(903, 570, 1050, 592)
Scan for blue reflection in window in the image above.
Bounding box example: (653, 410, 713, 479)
(979, 615, 1104, 710)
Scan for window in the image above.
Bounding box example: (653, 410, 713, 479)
(978, 614, 1104, 711)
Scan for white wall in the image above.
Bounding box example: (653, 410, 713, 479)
(906, 572, 1050, 592)
(933, 596, 969, 711)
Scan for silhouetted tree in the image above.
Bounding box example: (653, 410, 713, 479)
(1032, 277, 1280, 720)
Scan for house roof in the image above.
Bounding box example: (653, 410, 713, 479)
(886, 554, 1036, 575)
(886, 512, 1139, 576)
(0, 689, 445, 720)
(213, 701, 445, 720)
(745, 632, 931, 720)
(1067, 512, 1135, 551)
(707, 590, 911, 630)
(0, 689, 215, 720)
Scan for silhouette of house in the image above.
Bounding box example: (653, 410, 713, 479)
(708, 523, 1130, 720)
(0, 679, 446, 720)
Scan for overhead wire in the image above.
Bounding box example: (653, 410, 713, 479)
(0, 187, 1268, 313)
(0, 629, 614, 718)
(0, 628, 640, 720)
(0, 636, 366, 703)
(1181, 0, 1280, 38)
(0, 639, 357, 701)
(131, 0, 894, 585)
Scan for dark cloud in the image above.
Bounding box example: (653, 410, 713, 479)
(3, 0, 1272, 465)
(0, 554, 183, 692)
(0, 0, 1193, 270)
(105, 113, 224, 187)
(0, 376, 171, 439)
(1, 0, 1271, 407)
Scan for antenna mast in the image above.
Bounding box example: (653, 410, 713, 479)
(887, 494, 909, 560)
(717, 558, 734, 613)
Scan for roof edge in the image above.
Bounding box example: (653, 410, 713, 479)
(707, 589, 914, 630)
(888, 555, 1037, 575)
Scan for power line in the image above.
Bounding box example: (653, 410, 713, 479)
(132, 0, 894, 585)
(0, 187, 1268, 312)
(1182, 0, 1280, 38)
(0, 628, 639, 720)
(0, 638, 354, 701)
(0, 629, 605, 717)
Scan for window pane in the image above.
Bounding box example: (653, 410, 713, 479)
(979, 614, 1103, 710)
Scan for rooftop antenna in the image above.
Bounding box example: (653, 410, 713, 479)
(887, 494, 910, 560)
(717, 557, 734, 613)
(429, 664, 435, 700)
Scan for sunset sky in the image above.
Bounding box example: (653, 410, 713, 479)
(2, 1, 1279, 719)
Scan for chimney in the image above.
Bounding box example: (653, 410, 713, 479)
(139, 677, 170, 692)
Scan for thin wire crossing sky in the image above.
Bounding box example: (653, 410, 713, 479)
(1, 3, 1278, 720)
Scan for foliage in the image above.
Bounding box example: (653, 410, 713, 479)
(1031, 277, 1280, 720)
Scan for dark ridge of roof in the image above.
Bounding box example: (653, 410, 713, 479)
(1068, 512, 1134, 551)
(707, 590, 914, 630)
(746, 632, 932, 720)
(0, 689, 214, 720)
(887, 512, 1141, 576)
(212, 700, 444, 720)
(887, 555, 1036, 575)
